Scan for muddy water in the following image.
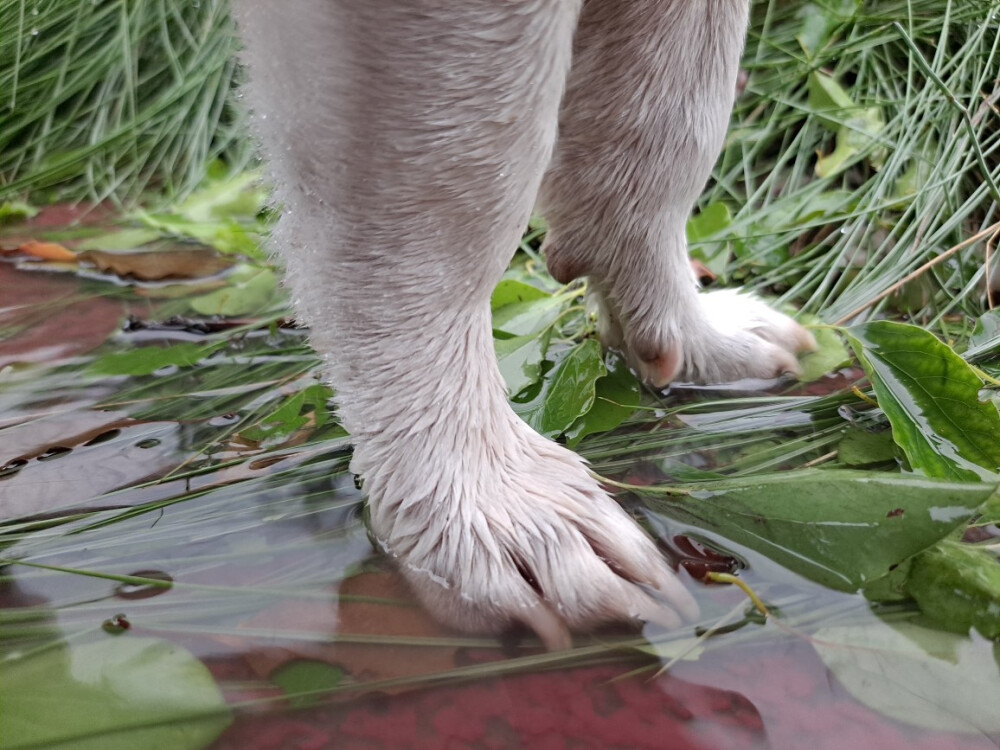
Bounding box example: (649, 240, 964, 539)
(2, 262, 997, 750)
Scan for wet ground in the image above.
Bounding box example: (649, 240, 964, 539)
(2, 212, 998, 750)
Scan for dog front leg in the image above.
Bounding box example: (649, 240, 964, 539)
(231, 0, 697, 647)
(539, 0, 816, 386)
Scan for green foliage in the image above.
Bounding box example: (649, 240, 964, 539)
(0, 637, 231, 750)
(0, 0, 249, 204)
(647, 471, 993, 591)
(512, 339, 606, 439)
(3, 0, 1000, 737)
(844, 322, 1000, 481)
(908, 541, 1000, 638)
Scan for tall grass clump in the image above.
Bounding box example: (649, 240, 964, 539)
(704, 0, 1000, 326)
(0, 0, 249, 205)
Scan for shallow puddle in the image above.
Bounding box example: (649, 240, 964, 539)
(2, 243, 998, 750)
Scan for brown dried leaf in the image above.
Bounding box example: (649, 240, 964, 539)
(78, 248, 233, 281)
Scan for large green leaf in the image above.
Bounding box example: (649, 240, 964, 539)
(512, 339, 606, 439)
(646, 470, 996, 591)
(565, 352, 640, 448)
(844, 321, 1000, 481)
(0, 637, 231, 750)
(813, 619, 1000, 734)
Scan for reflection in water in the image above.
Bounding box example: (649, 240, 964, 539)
(1, 269, 998, 749)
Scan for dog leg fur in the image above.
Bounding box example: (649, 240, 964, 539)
(231, 0, 698, 647)
(539, 0, 816, 387)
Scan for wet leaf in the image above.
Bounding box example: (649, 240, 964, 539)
(15, 240, 76, 262)
(0, 637, 231, 750)
(907, 540, 1000, 638)
(512, 338, 606, 438)
(79, 247, 233, 281)
(813, 619, 1000, 734)
(646, 470, 996, 591)
(844, 321, 1000, 481)
(565, 352, 641, 447)
(90, 342, 226, 376)
(188, 265, 278, 317)
(496, 330, 550, 397)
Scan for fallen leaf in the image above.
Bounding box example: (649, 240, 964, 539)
(15, 240, 77, 262)
(78, 247, 234, 281)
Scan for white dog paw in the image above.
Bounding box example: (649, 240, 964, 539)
(671, 289, 817, 385)
(366, 419, 698, 649)
(596, 286, 816, 387)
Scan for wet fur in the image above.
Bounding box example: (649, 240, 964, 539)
(231, 0, 814, 648)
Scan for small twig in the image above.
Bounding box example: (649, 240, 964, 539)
(835, 220, 1000, 324)
(851, 386, 878, 407)
(704, 572, 770, 618)
(802, 450, 838, 468)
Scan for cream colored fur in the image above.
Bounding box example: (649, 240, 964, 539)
(230, 0, 814, 648)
